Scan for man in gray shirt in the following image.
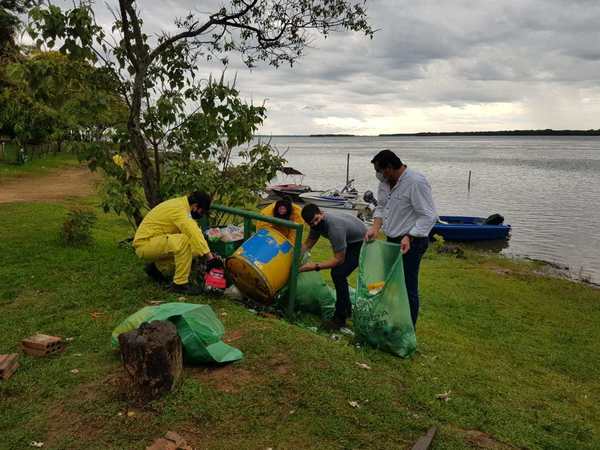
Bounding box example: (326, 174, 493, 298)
(299, 204, 367, 330)
(365, 149, 437, 328)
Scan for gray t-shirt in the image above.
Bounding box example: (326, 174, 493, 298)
(309, 212, 367, 253)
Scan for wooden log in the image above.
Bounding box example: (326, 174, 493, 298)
(411, 426, 438, 450)
(118, 320, 183, 404)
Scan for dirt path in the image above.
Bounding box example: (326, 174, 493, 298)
(0, 166, 100, 204)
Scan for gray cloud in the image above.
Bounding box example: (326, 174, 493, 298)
(46, 0, 600, 133)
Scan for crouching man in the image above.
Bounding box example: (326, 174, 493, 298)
(299, 204, 367, 331)
(133, 191, 213, 295)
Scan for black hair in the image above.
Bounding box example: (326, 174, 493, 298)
(187, 191, 212, 211)
(301, 203, 321, 223)
(371, 149, 403, 170)
(273, 197, 293, 220)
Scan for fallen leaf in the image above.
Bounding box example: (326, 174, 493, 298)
(70, 369, 80, 374)
(30, 442, 44, 448)
(177, 296, 186, 301)
(289, 410, 296, 415)
(355, 362, 372, 370)
(65, 337, 75, 342)
(220, 312, 228, 316)
(348, 400, 360, 409)
(127, 411, 135, 417)
(73, 353, 82, 357)
(436, 391, 451, 402)
(90, 311, 105, 320)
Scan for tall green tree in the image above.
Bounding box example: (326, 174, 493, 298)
(0, 0, 37, 61)
(28, 0, 373, 212)
(0, 51, 126, 152)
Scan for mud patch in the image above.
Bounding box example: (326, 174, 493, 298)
(265, 352, 294, 376)
(44, 373, 125, 448)
(191, 352, 296, 393)
(454, 427, 518, 449)
(191, 364, 256, 393)
(0, 167, 99, 204)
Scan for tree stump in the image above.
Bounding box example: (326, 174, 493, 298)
(118, 320, 183, 404)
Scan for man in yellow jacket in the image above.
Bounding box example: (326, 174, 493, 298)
(133, 191, 213, 295)
(257, 197, 303, 244)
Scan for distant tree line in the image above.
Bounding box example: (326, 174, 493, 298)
(380, 129, 600, 137)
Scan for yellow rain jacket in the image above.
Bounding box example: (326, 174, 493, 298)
(257, 202, 304, 244)
(133, 196, 210, 284)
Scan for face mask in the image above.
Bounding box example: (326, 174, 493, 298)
(375, 171, 386, 182)
(191, 209, 203, 220)
(311, 218, 328, 233)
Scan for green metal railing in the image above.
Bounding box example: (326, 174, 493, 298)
(211, 204, 304, 318)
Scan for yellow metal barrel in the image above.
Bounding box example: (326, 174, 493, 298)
(226, 228, 294, 304)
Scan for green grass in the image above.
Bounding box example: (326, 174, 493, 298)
(1, 201, 599, 449)
(0, 144, 80, 181)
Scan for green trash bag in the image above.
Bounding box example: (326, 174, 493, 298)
(278, 255, 357, 320)
(294, 271, 336, 320)
(353, 240, 416, 358)
(111, 303, 243, 364)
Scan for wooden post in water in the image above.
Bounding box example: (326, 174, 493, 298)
(346, 153, 350, 186)
(468, 170, 472, 192)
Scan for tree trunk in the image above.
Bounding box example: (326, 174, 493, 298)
(129, 67, 162, 208)
(118, 320, 183, 404)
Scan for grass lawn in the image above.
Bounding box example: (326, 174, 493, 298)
(1, 200, 599, 449)
(0, 144, 81, 181)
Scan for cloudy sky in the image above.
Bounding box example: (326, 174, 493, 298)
(65, 0, 600, 135)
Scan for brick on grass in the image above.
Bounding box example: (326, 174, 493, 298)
(0, 354, 19, 380)
(21, 334, 65, 357)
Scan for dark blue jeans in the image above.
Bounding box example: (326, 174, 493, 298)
(330, 241, 363, 323)
(387, 236, 429, 327)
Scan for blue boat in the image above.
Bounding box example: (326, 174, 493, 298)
(430, 215, 511, 241)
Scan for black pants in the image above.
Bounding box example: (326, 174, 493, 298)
(330, 241, 363, 323)
(387, 235, 429, 327)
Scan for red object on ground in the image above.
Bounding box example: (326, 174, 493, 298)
(0, 354, 19, 380)
(204, 268, 227, 290)
(21, 334, 65, 357)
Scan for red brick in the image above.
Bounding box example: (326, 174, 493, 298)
(21, 334, 64, 357)
(0, 354, 19, 380)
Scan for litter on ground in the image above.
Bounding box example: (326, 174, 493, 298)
(355, 362, 372, 370)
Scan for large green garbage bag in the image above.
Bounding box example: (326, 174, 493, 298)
(294, 271, 336, 320)
(111, 303, 243, 364)
(353, 240, 416, 358)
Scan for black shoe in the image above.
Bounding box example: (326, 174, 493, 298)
(170, 282, 204, 296)
(322, 318, 345, 332)
(144, 263, 168, 284)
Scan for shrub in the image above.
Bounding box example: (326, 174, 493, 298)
(60, 207, 97, 246)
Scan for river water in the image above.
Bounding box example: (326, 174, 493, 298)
(257, 135, 600, 284)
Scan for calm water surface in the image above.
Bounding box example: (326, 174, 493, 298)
(255, 136, 600, 284)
